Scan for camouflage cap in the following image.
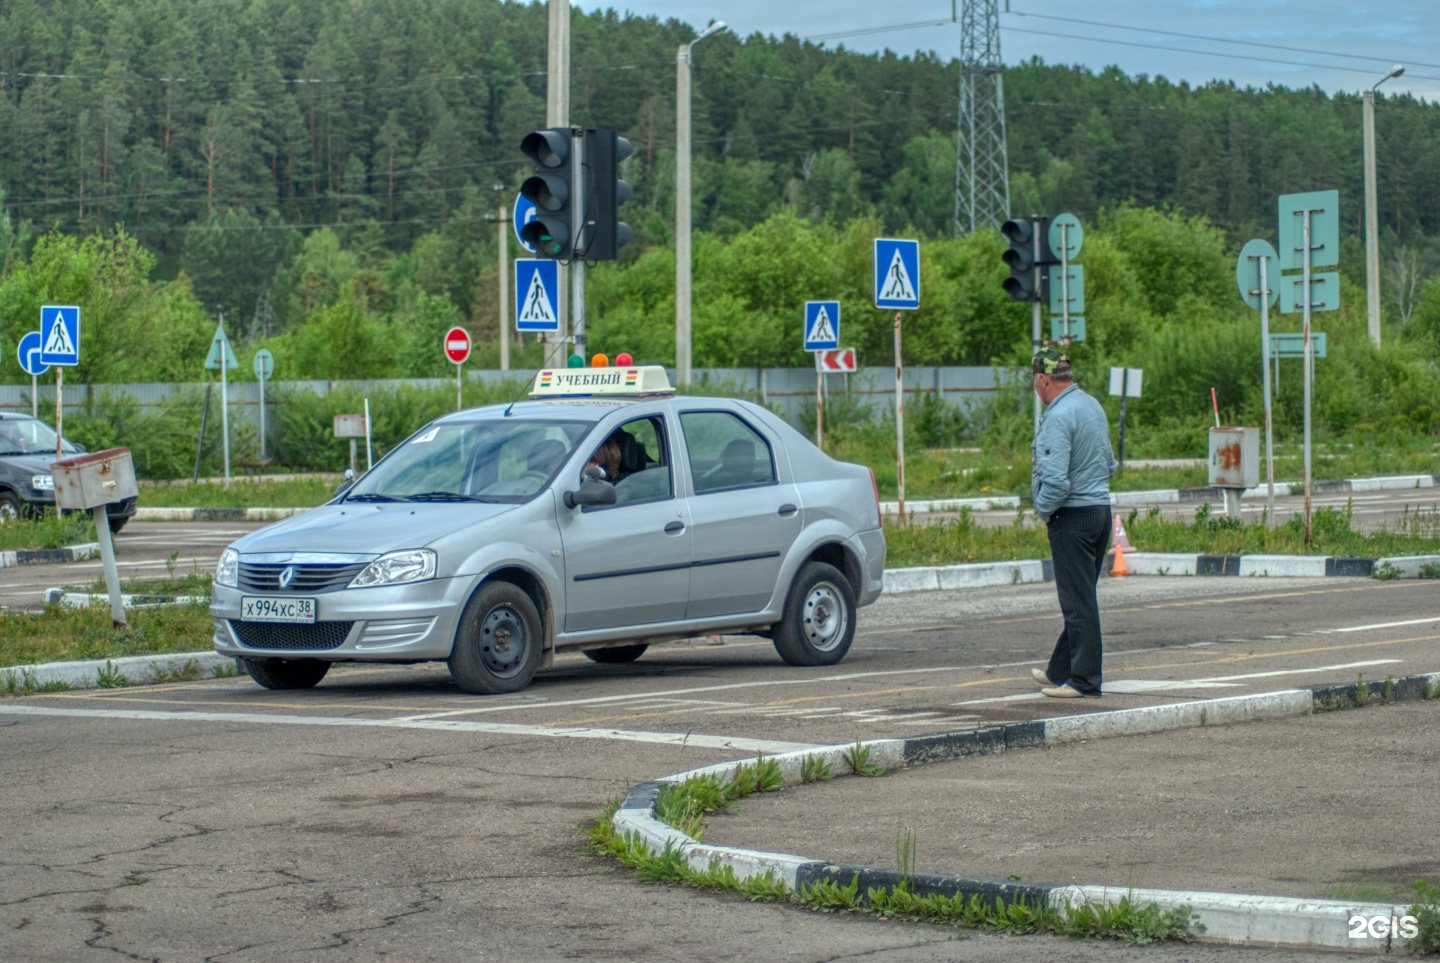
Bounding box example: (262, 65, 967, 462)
(1031, 347, 1071, 375)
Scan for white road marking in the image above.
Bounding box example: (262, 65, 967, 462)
(0, 704, 816, 753)
(1326, 618, 1440, 634)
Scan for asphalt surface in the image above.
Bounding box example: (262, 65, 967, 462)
(2, 571, 1437, 960)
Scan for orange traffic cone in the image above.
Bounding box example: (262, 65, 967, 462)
(1110, 545, 1129, 578)
(1112, 514, 1135, 554)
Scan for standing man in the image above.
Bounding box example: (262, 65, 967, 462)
(1029, 348, 1117, 699)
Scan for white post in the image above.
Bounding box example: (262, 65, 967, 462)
(93, 508, 128, 629)
(1259, 255, 1275, 527)
(31, 374, 38, 418)
(220, 344, 230, 488)
(1059, 223, 1070, 343)
(258, 369, 267, 463)
(676, 42, 693, 387)
(363, 397, 373, 470)
(894, 311, 906, 525)
(815, 353, 824, 450)
(54, 366, 63, 460)
(456, 362, 463, 412)
(1363, 89, 1381, 347)
(545, 0, 570, 368)
(1302, 211, 1313, 545)
(499, 203, 510, 371)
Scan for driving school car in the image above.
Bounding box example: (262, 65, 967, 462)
(211, 363, 886, 694)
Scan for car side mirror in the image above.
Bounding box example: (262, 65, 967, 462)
(564, 467, 616, 509)
(334, 467, 357, 497)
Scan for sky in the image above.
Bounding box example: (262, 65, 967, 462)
(570, 0, 1440, 102)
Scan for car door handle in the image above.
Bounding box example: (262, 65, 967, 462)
(778, 504, 798, 516)
(664, 521, 685, 534)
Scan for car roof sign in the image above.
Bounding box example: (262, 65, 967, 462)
(529, 364, 674, 399)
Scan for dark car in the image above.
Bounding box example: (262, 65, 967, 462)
(0, 413, 136, 532)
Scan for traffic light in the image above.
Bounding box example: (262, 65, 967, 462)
(1000, 216, 1053, 302)
(584, 128, 634, 261)
(519, 127, 575, 259)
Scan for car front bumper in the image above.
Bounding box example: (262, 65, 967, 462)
(211, 575, 477, 662)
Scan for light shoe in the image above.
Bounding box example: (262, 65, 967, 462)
(1041, 684, 1100, 699)
(1030, 668, 1053, 687)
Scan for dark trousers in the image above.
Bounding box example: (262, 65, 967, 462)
(1045, 505, 1112, 695)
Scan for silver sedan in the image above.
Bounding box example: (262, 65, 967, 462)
(211, 371, 885, 694)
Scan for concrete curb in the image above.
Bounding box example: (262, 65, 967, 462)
(53, 590, 208, 609)
(879, 472, 1440, 516)
(608, 672, 1440, 953)
(134, 507, 309, 522)
(0, 542, 99, 569)
(1, 651, 237, 692)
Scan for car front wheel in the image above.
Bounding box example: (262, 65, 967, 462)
(448, 581, 543, 694)
(772, 561, 856, 667)
(243, 658, 330, 689)
(0, 491, 21, 523)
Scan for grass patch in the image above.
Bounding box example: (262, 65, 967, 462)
(0, 600, 214, 670)
(585, 798, 1201, 944)
(0, 510, 96, 552)
(884, 502, 1440, 568)
(1410, 877, 1440, 956)
(137, 476, 337, 509)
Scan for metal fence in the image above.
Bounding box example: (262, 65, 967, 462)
(0, 366, 1014, 435)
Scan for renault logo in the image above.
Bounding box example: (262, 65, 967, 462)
(278, 566, 296, 589)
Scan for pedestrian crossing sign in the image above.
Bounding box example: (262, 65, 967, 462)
(873, 238, 920, 310)
(39, 305, 80, 366)
(515, 259, 560, 332)
(803, 301, 840, 351)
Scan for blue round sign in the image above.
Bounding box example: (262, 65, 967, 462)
(17, 330, 48, 376)
(513, 193, 537, 254)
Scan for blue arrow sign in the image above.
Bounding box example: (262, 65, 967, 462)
(803, 301, 840, 351)
(514, 193, 538, 254)
(17, 330, 48, 376)
(873, 239, 920, 310)
(39, 305, 80, 366)
(515, 259, 560, 332)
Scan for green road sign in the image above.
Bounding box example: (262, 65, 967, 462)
(1047, 213, 1083, 261)
(1278, 190, 1339, 271)
(1047, 263, 1084, 314)
(205, 322, 238, 370)
(253, 347, 274, 380)
(1235, 238, 1281, 311)
(1267, 332, 1326, 358)
(1279, 272, 1340, 314)
(1050, 315, 1085, 342)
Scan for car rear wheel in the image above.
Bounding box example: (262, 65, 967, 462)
(773, 561, 856, 667)
(243, 658, 330, 689)
(582, 644, 648, 664)
(0, 492, 21, 523)
(448, 581, 543, 694)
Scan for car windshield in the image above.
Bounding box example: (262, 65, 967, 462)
(0, 418, 81, 457)
(344, 418, 593, 503)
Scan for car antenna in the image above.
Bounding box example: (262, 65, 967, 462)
(503, 365, 544, 417)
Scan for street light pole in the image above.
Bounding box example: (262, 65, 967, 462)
(1364, 64, 1404, 348)
(676, 20, 726, 388)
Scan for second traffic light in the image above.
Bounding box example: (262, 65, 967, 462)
(519, 127, 575, 259)
(584, 128, 634, 262)
(1001, 216, 1054, 302)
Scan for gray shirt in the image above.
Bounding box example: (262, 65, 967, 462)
(1031, 382, 1117, 520)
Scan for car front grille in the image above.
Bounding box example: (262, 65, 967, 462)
(229, 620, 355, 651)
(236, 562, 368, 593)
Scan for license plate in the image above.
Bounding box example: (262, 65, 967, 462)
(241, 596, 317, 624)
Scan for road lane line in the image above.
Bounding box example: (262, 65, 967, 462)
(0, 704, 816, 753)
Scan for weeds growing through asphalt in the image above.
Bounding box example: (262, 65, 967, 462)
(842, 742, 885, 777)
(800, 754, 834, 783)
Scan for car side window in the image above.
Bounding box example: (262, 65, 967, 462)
(609, 417, 673, 505)
(680, 411, 776, 494)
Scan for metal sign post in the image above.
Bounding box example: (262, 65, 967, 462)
(204, 320, 239, 488)
(893, 311, 906, 525)
(40, 305, 81, 459)
(815, 351, 824, 450)
(1107, 367, 1142, 474)
(1237, 238, 1280, 526)
(1302, 211, 1313, 545)
(253, 348, 274, 464)
(874, 240, 919, 525)
(804, 301, 841, 451)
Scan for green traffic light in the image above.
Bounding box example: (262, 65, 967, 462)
(567, 354, 584, 368)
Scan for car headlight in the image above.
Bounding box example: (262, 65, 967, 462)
(31, 474, 54, 491)
(348, 549, 437, 588)
(215, 548, 239, 587)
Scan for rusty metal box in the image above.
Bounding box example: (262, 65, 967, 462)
(52, 448, 139, 510)
(1208, 427, 1259, 489)
(333, 413, 368, 438)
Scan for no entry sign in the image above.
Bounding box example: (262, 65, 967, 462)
(444, 326, 472, 364)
